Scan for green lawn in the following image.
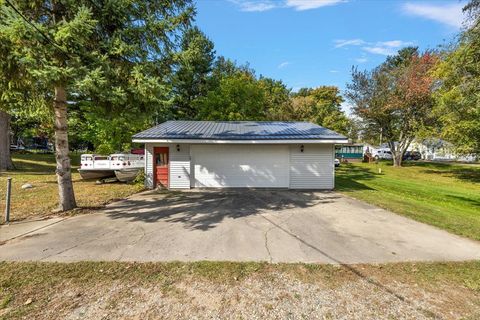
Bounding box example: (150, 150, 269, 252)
(0, 153, 143, 222)
(336, 161, 480, 241)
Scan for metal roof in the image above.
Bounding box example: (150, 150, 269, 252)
(133, 121, 347, 141)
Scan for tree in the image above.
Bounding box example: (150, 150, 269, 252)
(282, 86, 351, 136)
(196, 69, 268, 120)
(0, 110, 13, 170)
(172, 26, 215, 119)
(0, 0, 194, 210)
(346, 47, 437, 167)
(433, 1, 480, 155)
(194, 58, 297, 121)
(257, 77, 291, 119)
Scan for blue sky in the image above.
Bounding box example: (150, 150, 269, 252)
(194, 0, 466, 111)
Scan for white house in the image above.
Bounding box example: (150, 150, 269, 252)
(410, 139, 477, 162)
(132, 121, 348, 190)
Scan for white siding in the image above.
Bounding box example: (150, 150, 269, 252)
(169, 144, 191, 189)
(289, 144, 334, 189)
(145, 144, 154, 189)
(191, 145, 289, 188)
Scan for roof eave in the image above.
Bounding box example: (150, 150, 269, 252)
(132, 138, 349, 144)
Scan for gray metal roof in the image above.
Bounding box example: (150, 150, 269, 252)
(133, 121, 347, 141)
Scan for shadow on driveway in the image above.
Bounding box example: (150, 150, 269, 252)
(104, 189, 341, 231)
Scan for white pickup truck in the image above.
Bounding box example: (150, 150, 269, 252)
(375, 149, 393, 160)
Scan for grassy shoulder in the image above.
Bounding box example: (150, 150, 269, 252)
(0, 153, 144, 222)
(336, 161, 480, 241)
(0, 261, 478, 319)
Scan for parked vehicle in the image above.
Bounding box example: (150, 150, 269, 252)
(374, 149, 393, 160)
(403, 151, 421, 161)
(334, 158, 340, 167)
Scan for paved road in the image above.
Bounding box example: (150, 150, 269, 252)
(1, 189, 479, 263)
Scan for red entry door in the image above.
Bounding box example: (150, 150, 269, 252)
(154, 147, 169, 188)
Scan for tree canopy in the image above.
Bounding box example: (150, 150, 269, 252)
(0, 0, 195, 209)
(346, 47, 438, 166)
(433, 1, 480, 155)
(286, 86, 351, 136)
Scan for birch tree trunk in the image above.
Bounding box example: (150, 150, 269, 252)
(0, 110, 14, 171)
(54, 86, 76, 211)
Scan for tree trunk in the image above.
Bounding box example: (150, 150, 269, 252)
(389, 138, 413, 167)
(0, 110, 14, 171)
(393, 153, 403, 167)
(54, 86, 76, 211)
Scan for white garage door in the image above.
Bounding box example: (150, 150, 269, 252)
(191, 145, 289, 188)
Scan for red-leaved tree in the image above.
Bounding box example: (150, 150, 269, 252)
(347, 47, 438, 167)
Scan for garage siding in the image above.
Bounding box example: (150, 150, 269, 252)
(289, 144, 334, 189)
(145, 144, 154, 189)
(169, 144, 191, 189)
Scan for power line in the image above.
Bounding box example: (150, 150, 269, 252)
(4, 0, 71, 59)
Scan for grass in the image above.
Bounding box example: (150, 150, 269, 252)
(0, 260, 478, 319)
(0, 153, 144, 222)
(336, 161, 480, 241)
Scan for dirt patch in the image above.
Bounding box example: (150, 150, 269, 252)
(0, 261, 479, 319)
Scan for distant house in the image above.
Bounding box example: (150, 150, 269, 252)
(335, 144, 364, 162)
(132, 121, 348, 190)
(410, 139, 477, 162)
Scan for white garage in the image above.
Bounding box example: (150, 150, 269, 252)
(132, 121, 348, 190)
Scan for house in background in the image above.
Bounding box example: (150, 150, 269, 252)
(335, 144, 364, 162)
(410, 139, 477, 162)
(132, 121, 348, 190)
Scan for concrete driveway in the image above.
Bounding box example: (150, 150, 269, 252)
(1, 189, 479, 263)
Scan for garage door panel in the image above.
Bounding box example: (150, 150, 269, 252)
(192, 145, 289, 188)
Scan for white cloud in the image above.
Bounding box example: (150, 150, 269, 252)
(402, 2, 465, 29)
(285, 0, 345, 11)
(230, 0, 345, 12)
(335, 38, 415, 56)
(278, 61, 290, 69)
(355, 57, 368, 63)
(329, 70, 339, 73)
(334, 39, 365, 48)
(362, 40, 415, 56)
(377, 40, 414, 48)
(362, 46, 396, 56)
(229, 0, 277, 12)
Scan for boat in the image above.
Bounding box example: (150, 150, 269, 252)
(78, 154, 116, 180)
(79, 153, 145, 182)
(110, 153, 144, 182)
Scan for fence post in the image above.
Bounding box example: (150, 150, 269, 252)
(5, 177, 11, 224)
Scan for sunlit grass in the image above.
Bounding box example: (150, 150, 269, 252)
(0, 153, 143, 222)
(336, 161, 480, 240)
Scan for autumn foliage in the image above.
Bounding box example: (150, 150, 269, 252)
(347, 48, 438, 167)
